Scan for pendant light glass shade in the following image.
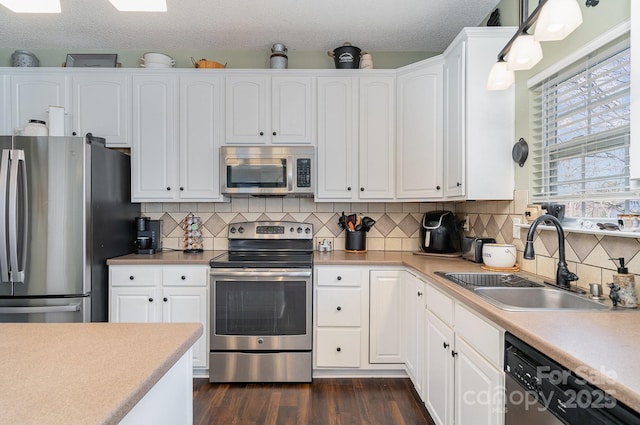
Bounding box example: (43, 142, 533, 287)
(506, 34, 543, 71)
(0, 0, 60, 12)
(534, 0, 583, 41)
(109, 0, 167, 11)
(486, 61, 515, 91)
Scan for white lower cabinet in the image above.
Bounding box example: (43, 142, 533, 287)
(109, 265, 209, 371)
(404, 271, 426, 398)
(424, 283, 505, 425)
(369, 270, 404, 364)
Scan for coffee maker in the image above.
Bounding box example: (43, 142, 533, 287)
(135, 217, 163, 254)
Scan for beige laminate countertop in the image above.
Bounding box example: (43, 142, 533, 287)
(0, 322, 202, 425)
(317, 251, 640, 414)
(106, 249, 640, 412)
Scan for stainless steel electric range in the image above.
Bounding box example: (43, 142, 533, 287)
(209, 221, 313, 383)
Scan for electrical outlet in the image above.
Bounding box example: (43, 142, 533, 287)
(513, 218, 521, 239)
(463, 216, 470, 232)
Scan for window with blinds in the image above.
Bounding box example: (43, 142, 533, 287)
(530, 37, 635, 218)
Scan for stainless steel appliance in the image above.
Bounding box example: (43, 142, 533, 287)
(209, 221, 313, 383)
(0, 135, 139, 323)
(505, 332, 640, 424)
(220, 146, 314, 196)
(461, 237, 496, 262)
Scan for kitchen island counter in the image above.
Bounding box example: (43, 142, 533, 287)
(0, 322, 202, 425)
(316, 250, 640, 414)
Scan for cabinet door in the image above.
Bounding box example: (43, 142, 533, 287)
(454, 336, 505, 425)
(359, 76, 395, 200)
(369, 270, 403, 363)
(132, 75, 179, 201)
(180, 75, 222, 200)
(10, 74, 68, 131)
(316, 76, 357, 200)
(396, 60, 444, 200)
(163, 286, 208, 369)
(404, 273, 425, 396)
(225, 75, 268, 144)
(443, 40, 466, 198)
(72, 74, 131, 146)
(271, 76, 314, 144)
(110, 286, 160, 323)
(0, 75, 8, 135)
(424, 310, 454, 425)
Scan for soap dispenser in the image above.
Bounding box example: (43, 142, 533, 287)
(610, 257, 637, 308)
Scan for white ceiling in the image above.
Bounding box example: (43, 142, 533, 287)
(0, 0, 501, 52)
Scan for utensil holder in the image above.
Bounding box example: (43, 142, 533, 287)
(345, 231, 366, 252)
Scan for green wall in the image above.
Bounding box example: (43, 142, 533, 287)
(488, 0, 630, 191)
(0, 48, 437, 69)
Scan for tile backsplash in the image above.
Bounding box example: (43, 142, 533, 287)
(142, 189, 640, 290)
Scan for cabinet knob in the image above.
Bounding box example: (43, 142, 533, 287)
(259, 131, 264, 136)
(336, 306, 342, 311)
(72, 131, 77, 136)
(336, 347, 341, 352)
(163, 297, 168, 302)
(181, 275, 186, 280)
(443, 342, 450, 349)
(129, 275, 134, 280)
(451, 350, 458, 358)
(347, 187, 352, 191)
(180, 187, 184, 191)
(457, 182, 462, 187)
(166, 187, 171, 191)
(436, 185, 441, 190)
(148, 298, 153, 302)
(272, 131, 277, 136)
(417, 291, 423, 296)
(337, 276, 342, 281)
(360, 187, 364, 192)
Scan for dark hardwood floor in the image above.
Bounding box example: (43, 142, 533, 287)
(193, 378, 435, 425)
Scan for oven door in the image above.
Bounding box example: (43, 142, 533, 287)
(210, 268, 312, 351)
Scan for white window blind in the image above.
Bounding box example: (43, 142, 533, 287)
(530, 38, 632, 202)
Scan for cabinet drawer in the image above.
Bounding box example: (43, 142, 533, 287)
(315, 328, 361, 368)
(426, 284, 454, 326)
(316, 288, 361, 327)
(316, 267, 361, 287)
(454, 302, 502, 367)
(162, 266, 208, 286)
(110, 266, 161, 286)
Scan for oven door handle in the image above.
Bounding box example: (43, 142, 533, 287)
(211, 269, 312, 278)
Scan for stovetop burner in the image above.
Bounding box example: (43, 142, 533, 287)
(209, 221, 314, 269)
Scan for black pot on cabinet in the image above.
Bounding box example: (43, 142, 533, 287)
(420, 211, 463, 254)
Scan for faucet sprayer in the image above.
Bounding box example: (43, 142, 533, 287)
(524, 214, 578, 289)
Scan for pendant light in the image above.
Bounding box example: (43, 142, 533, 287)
(506, 33, 543, 71)
(108, 0, 167, 12)
(487, 60, 515, 90)
(534, 0, 583, 41)
(0, 0, 60, 13)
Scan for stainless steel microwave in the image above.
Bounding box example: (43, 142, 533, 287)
(220, 146, 314, 196)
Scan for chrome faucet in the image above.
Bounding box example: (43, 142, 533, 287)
(523, 214, 578, 289)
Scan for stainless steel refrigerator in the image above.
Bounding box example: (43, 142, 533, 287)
(0, 135, 140, 322)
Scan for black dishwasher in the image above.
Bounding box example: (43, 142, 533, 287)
(504, 332, 640, 425)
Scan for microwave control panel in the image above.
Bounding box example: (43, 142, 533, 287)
(296, 158, 312, 188)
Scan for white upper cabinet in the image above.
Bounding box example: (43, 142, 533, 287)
(316, 76, 357, 200)
(10, 73, 69, 132)
(443, 27, 516, 200)
(71, 73, 131, 147)
(225, 74, 314, 145)
(132, 74, 179, 201)
(396, 58, 444, 200)
(0, 75, 8, 135)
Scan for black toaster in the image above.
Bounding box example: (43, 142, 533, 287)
(462, 237, 496, 263)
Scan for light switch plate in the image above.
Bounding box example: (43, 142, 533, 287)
(513, 218, 521, 239)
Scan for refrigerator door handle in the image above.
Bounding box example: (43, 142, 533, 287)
(8, 149, 27, 283)
(0, 303, 81, 314)
(0, 150, 11, 283)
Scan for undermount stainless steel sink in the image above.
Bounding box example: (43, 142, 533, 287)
(473, 287, 610, 311)
(435, 272, 610, 311)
